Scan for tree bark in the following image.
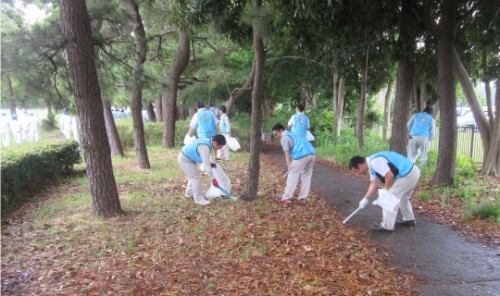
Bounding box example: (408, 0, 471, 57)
(242, 0, 265, 201)
(432, 0, 457, 186)
(125, 0, 150, 169)
(419, 76, 426, 111)
(481, 80, 500, 176)
(146, 101, 156, 122)
(383, 80, 393, 141)
(155, 95, 163, 122)
(102, 98, 124, 157)
(163, 28, 190, 148)
(3, 72, 17, 115)
(482, 48, 494, 129)
(356, 46, 369, 149)
(226, 61, 255, 114)
(390, 0, 415, 154)
(60, 0, 122, 217)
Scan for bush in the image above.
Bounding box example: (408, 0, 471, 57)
(417, 191, 433, 202)
(1, 140, 81, 212)
(41, 112, 58, 131)
(468, 202, 500, 222)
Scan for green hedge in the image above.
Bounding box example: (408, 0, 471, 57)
(1, 140, 81, 212)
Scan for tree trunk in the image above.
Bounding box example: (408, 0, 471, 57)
(3, 72, 17, 115)
(432, 0, 457, 186)
(390, 0, 415, 154)
(146, 101, 156, 122)
(242, 0, 265, 201)
(163, 28, 190, 148)
(155, 95, 163, 122)
(125, 0, 150, 169)
(356, 46, 369, 149)
(482, 48, 494, 129)
(226, 61, 255, 114)
(332, 72, 338, 133)
(60, 0, 122, 217)
(481, 80, 500, 176)
(102, 98, 124, 157)
(383, 80, 393, 141)
(419, 76, 426, 111)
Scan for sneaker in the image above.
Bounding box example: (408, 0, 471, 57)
(370, 224, 393, 232)
(396, 219, 416, 227)
(275, 197, 291, 204)
(184, 194, 193, 199)
(195, 198, 211, 206)
(216, 158, 221, 162)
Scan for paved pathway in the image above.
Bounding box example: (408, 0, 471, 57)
(263, 143, 500, 296)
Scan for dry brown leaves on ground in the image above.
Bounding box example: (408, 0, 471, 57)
(2, 150, 416, 295)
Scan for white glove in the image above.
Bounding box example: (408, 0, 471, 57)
(359, 198, 369, 209)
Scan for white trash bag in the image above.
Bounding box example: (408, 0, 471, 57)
(226, 137, 241, 151)
(306, 130, 315, 141)
(183, 134, 196, 145)
(205, 164, 232, 199)
(373, 189, 400, 212)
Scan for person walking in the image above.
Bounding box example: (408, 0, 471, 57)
(1, 113, 10, 147)
(9, 114, 22, 144)
(187, 101, 220, 139)
(406, 106, 436, 167)
(178, 135, 226, 206)
(349, 151, 420, 232)
(217, 105, 231, 162)
(272, 123, 315, 204)
(60, 110, 73, 139)
(287, 103, 310, 138)
(27, 113, 40, 142)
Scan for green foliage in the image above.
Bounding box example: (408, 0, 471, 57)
(468, 202, 500, 222)
(41, 112, 57, 131)
(1, 140, 81, 212)
(417, 191, 433, 202)
(454, 154, 479, 181)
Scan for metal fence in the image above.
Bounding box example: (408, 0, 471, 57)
(368, 124, 484, 163)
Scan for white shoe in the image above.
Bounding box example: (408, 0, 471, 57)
(195, 198, 211, 206)
(184, 193, 193, 198)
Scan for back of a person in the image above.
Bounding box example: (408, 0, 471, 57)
(291, 113, 308, 137)
(410, 112, 432, 138)
(370, 151, 413, 178)
(284, 131, 315, 160)
(197, 109, 216, 138)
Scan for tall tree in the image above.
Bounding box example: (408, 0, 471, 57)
(124, 0, 150, 168)
(102, 97, 125, 157)
(60, 0, 122, 217)
(432, 0, 458, 185)
(383, 79, 393, 141)
(242, 0, 265, 201)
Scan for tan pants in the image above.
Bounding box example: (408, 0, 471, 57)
(282, 154, 315, 200)
(178, 152, 207, 203)
(217, 133, 230, 161)
(381, 166, 420, 230)
(407, 136, 430, 166)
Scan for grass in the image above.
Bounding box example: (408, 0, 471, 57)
(1, 147, 416, 295)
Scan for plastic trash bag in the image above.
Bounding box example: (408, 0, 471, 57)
(373, 189, 400, 212)
(226, 137, 241, 151)
(184, 134, 196, 145)
(205, 164, 232, 199)
(306, 131, 315, 141)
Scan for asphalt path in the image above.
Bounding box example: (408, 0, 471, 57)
(262, 143, 500, 296)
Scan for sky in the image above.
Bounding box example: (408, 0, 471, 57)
(14, 1, 48, 24)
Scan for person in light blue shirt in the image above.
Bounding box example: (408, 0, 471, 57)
(217, 105, 231, 162)
(349, 151, 420, 232)
(187, 101, 220, 139)
(406, 106, 436, 167)
(272, 123, 315, 204)
(287, 103, 310, 138)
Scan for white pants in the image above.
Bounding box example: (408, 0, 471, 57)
(1, 129, 9, 147)
(178, 152, 207, 203)
(381, 166, 420, 230)
(407, 136, 430, 166)
(217, 133, 230, 161)
(282, 154, 315, 200)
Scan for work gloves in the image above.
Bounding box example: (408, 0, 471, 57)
(212, 179, 219, 187)
(359, 198, 369, 209)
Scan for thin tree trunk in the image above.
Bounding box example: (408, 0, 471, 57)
(336, 77, 345, 137)
(60, 0, 122, 217)
(163, 28, 190, 148)
(146, 101, 156, 122)
(481, 79, 500, 176)
(3, 73, 17, 115)
(155, 95, 163, 122)
(383, 80, 393, 141)
(390, 0, 415, 154)
(419, 76, 426, 111)
(125, 0, 150, 169)
(356, 46, 369, 149)
(332, 72, 338, 133)
(226, 61, 255, 114)
(102, 98, 124, 157)
(482, 48, 494, 129)
(242, 0, 264, 201)
(432, 0, 457, 186)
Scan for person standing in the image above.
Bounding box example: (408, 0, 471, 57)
(27, 113, 40, 142)
(178, 134, 226, 206)
(272, 124, 315, 203)
(349, 151, 420, 232)
(9, 114, 22, 144)
(287, 103, 310, 137)
(187, 101, 220, 139)
(60, 110, 73, 139)
(217, 105, 231, 162)
(406, 106, 436, 167)
(1, 113, 10, 147)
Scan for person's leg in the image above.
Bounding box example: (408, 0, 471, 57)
(298, 155, 315, 200)
(178, 153, 209, 204)
(381, 207, 398, 231)
(388, 166, 420, 225)
(406, 139, 418, 162)
(420, 139, 431, 167)
(282, 160, 301, 200)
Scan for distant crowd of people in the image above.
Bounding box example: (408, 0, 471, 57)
(1, 110, 39, 147)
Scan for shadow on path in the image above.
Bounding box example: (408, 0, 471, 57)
(262, 143, 500, 296)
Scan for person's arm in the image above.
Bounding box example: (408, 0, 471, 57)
(284, 151, 292, 170)
(187, 127, 195, 137)
(363, 180, 379, 200)
(287, 116, 294, 128)
(188, 114, 198, 136)
(225, 117, 231, 135)
(406, 114, 415, 133)
(382, 170, 394, 190)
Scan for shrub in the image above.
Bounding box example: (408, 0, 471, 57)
(1, 140, 81, 212)
(417, 191, 433, 202)
(468, 202, 500, 222)
(41, 112, 58, 131)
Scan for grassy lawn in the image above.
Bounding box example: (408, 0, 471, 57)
(1, 147, 416, 295)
